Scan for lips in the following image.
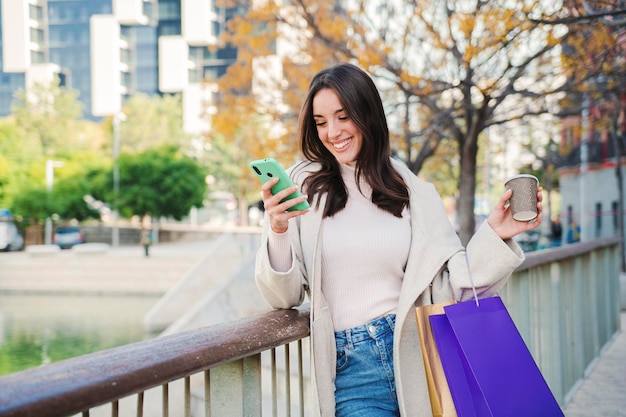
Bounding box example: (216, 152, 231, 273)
(334, 138, 352, 150)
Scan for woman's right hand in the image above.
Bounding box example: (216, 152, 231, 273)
(261, 178, 309, 234)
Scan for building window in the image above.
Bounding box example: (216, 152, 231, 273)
(121, 48, 131, 67)
(30, 50, 45, 65)
(30, 28, 45, 44)
(143, 1, 155, 23)
(121, 26, 132, 43)
(122, 72, 132, 91)
(29, 4, 44, 22)
(158, 0, 181, 19)
(158, 22, 181, 36)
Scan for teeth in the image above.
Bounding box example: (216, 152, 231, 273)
(334, 139, 351, 149)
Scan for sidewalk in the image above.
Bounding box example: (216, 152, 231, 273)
(0, 240, 214, 295)
(562, 312, 626, 417)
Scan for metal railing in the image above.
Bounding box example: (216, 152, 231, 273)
(0, 307, 311, 417)
(501, 236, 622, 404)
(0, 237, 621, 416)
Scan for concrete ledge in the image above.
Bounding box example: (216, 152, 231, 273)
(26, 245, 61, 256)
(72, 243, 110, 254)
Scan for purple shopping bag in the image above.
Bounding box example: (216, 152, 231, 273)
(429, 296, 564, 417)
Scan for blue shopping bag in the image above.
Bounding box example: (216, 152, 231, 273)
(429, 296, 564, 417)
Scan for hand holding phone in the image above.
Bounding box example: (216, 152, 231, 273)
(249, 158, 310, 211)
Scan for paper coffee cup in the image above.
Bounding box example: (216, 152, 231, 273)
(505, 174, 539, 222)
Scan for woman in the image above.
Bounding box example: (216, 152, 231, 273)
(254, 63, 542, 417)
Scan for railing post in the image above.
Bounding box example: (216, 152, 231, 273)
(549, 261, 564, 402)
(572, 255, 585, 390)
(590, 250, 602, 358)
(203, 355, 262, 417)
(606, 245, 622, 334)
(243, 355, 263, 416)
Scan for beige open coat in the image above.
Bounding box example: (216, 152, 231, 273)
(255, 159, 525, 417)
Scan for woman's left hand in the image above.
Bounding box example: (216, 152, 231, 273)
(487, 187, 543, 241)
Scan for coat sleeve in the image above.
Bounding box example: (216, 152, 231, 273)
(447, 221, 525, 302)
(254, 161, 317, 310)
(254, 210, 310, 310)
(398, 158, 525, 305)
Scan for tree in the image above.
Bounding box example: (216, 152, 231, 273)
(8, 153, 110, 223)
(203, 53, 313, 224)
(0, 116, 40, 210)
(97, 146, 207, 221)
(3, 90, 206, 227)
(220, 0, 597, 243)
(203, 133, 259, 226)
(11, 187, 51, 223)
(106, 93, 191, 155)
(52, 157, 110, 222)
(0, 154, 8, 206)
(11, 75, 83, 156)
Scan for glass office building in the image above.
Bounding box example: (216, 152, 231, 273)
(47, 0, 117, 119)
(0, 0, 237, 132)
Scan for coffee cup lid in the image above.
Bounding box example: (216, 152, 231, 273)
(505, 174, 539, 185)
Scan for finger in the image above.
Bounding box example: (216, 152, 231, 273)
(261, 177, 279, 193)
(288, 196, 309, 212)
(529, 213, 542, 229)
(273, 184, 300, 200)
(498, 189, 513, 209)
(276, 195, 309, 213)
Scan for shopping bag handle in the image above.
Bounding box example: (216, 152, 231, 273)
(464, 252, 480, 306)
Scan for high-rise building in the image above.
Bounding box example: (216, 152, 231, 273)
(0, 0, 236, 134)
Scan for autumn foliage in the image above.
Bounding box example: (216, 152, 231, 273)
(212, 0, 624, 242)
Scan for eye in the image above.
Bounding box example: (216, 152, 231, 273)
(315, 120, 327, 127)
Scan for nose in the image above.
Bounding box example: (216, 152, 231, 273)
(327, 120, 342, 139)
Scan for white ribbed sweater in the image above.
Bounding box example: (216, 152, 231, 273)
(268, 164, 411, 330)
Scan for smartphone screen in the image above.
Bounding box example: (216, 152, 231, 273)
(249, 158, 310, 211)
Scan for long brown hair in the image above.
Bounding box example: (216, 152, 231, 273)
(298, 63, 409, 218)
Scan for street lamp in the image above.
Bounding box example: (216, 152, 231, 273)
(112, 111, 126, 247)
(45, 159, 64, 245)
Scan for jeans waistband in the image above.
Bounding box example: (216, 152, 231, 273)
(335, 314, 396, 345)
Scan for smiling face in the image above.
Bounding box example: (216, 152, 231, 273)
(312, 88, 363, 166)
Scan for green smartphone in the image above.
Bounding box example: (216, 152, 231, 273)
(249, 158, 310, 211)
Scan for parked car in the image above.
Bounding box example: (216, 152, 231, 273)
(0, 220, 24, 252)
(53, 226, 85, 249)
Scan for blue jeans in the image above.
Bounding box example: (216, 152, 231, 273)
(334, 314, 400, 417)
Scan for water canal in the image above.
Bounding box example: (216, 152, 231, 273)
(0, 293, 159, 376)
(0, 235, 251, 378)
